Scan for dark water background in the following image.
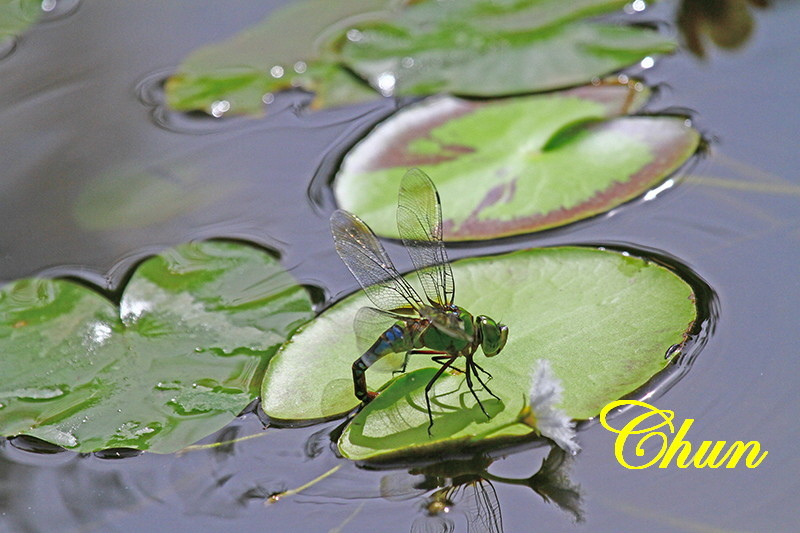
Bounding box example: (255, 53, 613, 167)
(1, 1, 798, 531)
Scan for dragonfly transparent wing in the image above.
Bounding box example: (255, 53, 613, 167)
(397, 170, 471, 341)
(331, 209, 425, 313)
(397, 169, 455, 307)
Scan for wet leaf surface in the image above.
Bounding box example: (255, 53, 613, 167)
(164, 0, 673, 116)
(0, 241, 313, 453)
(165, 0, 396, 115)
(0, 0, 42, 41)
(333, 0, 675, 97)
(334, 83, 700, 240)
(262, 246, 697, 460)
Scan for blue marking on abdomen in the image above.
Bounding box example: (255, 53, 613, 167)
(384, 325, 403, 342)
(362, 325, 406, 365)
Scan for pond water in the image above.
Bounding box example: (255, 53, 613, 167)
(1, 1, 798, 532)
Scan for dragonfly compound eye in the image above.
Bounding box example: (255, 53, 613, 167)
(477, 315, 508, 357)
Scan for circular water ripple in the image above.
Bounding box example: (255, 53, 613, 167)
(39, 0, 82, 22)
(135, 68, 315, 135)
(0, 37, 17, 61)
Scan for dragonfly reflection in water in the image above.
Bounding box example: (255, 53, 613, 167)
(417, 476, 502, 533)
(379, 455, 503, 533)
(380, 448, 584, 532)
(330, 169, 509, 434)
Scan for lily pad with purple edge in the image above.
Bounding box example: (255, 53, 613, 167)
(0, 241, 313, 453)
(333, 82, 701, 241)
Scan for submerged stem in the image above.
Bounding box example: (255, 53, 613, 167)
(177, 431, 268, 455)
(266, 464, 343, 504)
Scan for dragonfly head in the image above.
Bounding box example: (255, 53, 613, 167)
(476, 315, 508, 357)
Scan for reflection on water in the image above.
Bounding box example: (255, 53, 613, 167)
(381, 447, 583, 532)
(0, 36, 16, 61)
(38, 0, 82, 22)
(1, 420, 584, 532)
(677, 0, 770, 57)
(73, 162, 234, 231)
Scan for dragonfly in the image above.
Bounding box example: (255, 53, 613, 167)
(330, 168, 509, 434)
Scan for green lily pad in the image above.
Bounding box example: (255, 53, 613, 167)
(0, 0, 42, 41)
(261, 246, 697, 461)
(333, 0, 675, 97)
(0, 241, 313, 453)
(333, 84, 700, 240)
(165, 0, 673, 116)
(165, 0, 397, 115)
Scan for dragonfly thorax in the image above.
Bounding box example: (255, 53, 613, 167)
(416, 306, 508, 358)
(418, 306, 476, 354)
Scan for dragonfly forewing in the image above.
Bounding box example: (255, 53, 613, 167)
(331, 209, 425, 313)
(397, 169, 455, 308)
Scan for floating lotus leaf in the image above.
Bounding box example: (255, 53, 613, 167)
(334, 84, 700, 240)
(165, 0, 396, 115)
(165, 0, 673, 115)
(333, 0, 675, 97)
(262, 246, 698, 460)
(0, 0, 42, 41)
(0, 241, 313, 453)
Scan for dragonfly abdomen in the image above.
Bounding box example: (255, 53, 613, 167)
(353, 323, 417, 402)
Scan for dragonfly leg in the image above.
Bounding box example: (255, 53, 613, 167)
(468, 358, 501, 402)
(430, 353, 465, 374)
(464, 358, 491, 419)
(424, 355, 457, 436)
(352, 359, 371, 403)
(471, 360, 494, 380)
(391, 351, 412, 377)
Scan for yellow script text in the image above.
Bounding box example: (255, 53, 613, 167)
(599, 400, 767, 469)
